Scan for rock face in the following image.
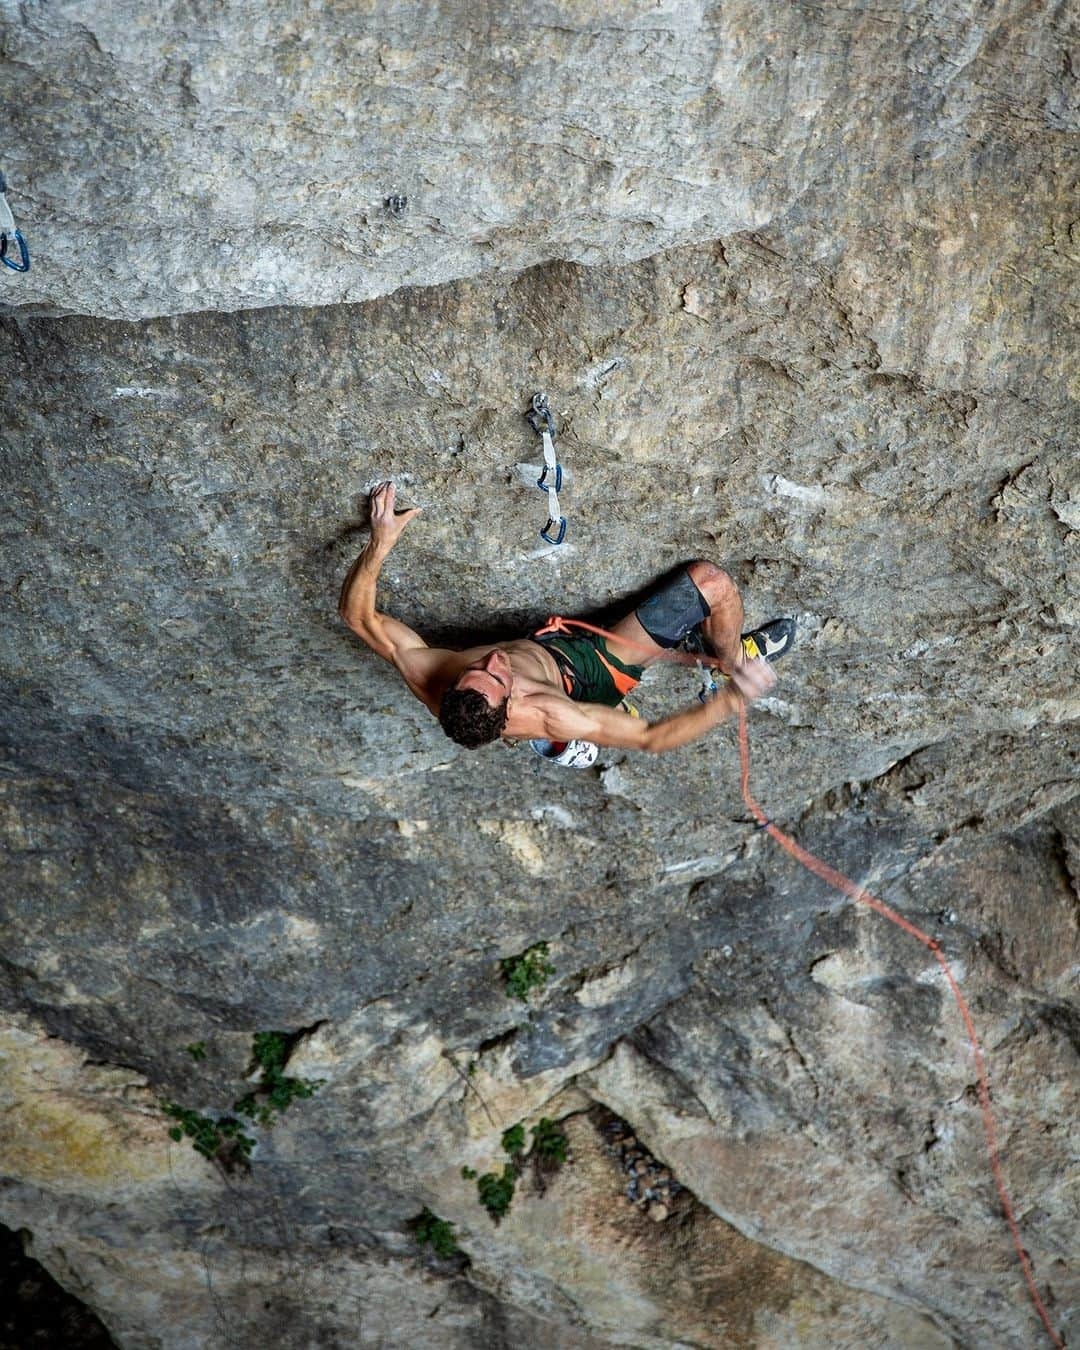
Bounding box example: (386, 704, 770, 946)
(2, 0, 1077, 325)
(1, 2, 1078, 1348)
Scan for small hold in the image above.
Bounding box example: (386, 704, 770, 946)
(385, 194, 408, 217)
(648, 1203, 670, 1223)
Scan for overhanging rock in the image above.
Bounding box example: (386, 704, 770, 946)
(1, 0, 1075, 322)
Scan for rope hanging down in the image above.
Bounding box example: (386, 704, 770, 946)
(539, 614, 1062, 1349)
(524, 391, 566, 545)
(0, 171, 30, 273)
(735, 706, 1063, 1349)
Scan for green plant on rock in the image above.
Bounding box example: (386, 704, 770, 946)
(412, 1208, 460, 1258)
(500, 942, 554, 1002)
(461, 1114, 569, 1223)
(233, 1030, 323, 1126)
(500, 1124, 525, 1157)
(531, 1117, 569, 1165)
(162, 1102, 255, 1168)
(476, 1165, 516, 1222)
(164, 1028, 323, 1166)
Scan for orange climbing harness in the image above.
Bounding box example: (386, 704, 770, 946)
(544, 615, 1063, 1348)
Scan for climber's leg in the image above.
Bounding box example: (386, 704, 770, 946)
(607, 562, 744, 672)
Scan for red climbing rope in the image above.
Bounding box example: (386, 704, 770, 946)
(734, 706, 1063, 1348)
(544, 615, 1063, 1347)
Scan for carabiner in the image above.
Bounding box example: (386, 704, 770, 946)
(536, 462, 563, 493)
(525, 391, 556, 440)
(540, 516, 567, 546)
(0, 229, 30, 273)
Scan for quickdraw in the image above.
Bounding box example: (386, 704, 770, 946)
(525, 391, 566, 545)
(0, 171, 30, 273)
(679, 627, 722, 703)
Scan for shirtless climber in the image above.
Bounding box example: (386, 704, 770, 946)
(338, 482, 795, 754)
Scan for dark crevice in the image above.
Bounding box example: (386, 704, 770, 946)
(623, 1028, 716, 1125)
(0, 1222, 117, 1348)
(1035, 1001, 1080, 1059)
(473, 1027, 518, 1057)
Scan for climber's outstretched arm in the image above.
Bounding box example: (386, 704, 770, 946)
(338, 481, 426, 664)
(529, 671, 772, 753)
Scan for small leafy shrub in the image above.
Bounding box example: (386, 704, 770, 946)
(501, 943, 554, 1002)
(531, 1117, 569, 1165)
(412, 1208, 460, 1258)
(500, 1124, 525, 1157)
(162, 1103, 255, 1168)
(476, 1166, 516, 1222)
(164, 1029, 322, 1166)
(233, 1031, 323, 1126)
(461, 1115, 570, 1222)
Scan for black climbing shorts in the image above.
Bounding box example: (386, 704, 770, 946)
(633, 567, 711, 648)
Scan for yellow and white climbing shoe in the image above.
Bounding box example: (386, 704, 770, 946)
(741, 617, 797, 663)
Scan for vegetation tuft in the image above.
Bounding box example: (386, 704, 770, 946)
(233, 1031, 323, 1127)
(162, 1103, 255, 1169)
(475, 1165, 516, 1221)
(500, 1124, 525, 1157)
(531, 1117, 569, 1165)
(500, 942, 554, 1001)
(163, 1030, 323, 1169)
(461, 1114, 570, 1222)
(412, 1208, 460, 1258)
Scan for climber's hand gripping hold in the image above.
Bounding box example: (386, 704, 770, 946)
(368, 480, 422, 550)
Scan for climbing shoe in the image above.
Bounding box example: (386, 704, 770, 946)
(680, 617, 796, 665)
(740, 617, 796, 663)
(529, 738, 599, 768)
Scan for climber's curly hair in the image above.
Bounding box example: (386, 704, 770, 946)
(438, 686, 509, 748)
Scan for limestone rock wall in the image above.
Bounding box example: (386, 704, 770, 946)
(3, 237, 1077, 1345)
(2, 0, 1076, 334)
(1, 1, 1078, 1347)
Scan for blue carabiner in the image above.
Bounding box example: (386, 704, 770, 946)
(0, 229, 29, 273)
(541, 516, 567, 546)
(536, 463, 563, 493)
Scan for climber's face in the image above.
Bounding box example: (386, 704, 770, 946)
(454, 649, 512, 709)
